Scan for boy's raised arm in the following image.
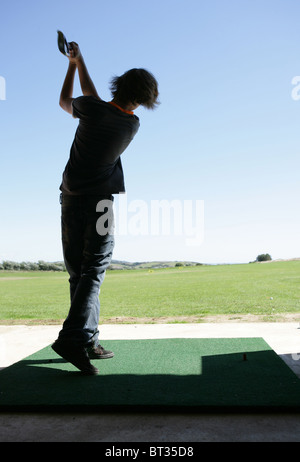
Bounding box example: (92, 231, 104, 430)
(59, 60, 76, 114)
(59, 41, 100, 115)
(75, 47, 101, 100)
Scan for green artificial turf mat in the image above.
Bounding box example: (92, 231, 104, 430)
(1, 338, 300, 412)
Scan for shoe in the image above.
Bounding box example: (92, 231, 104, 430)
(87, 344, 115, 359)
(51, 340, 99, 376)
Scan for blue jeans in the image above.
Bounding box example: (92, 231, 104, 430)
(57, 194, 115, 347)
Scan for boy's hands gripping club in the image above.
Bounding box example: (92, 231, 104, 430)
(67, 42, 82, 64)
(57, 30, 81, 63)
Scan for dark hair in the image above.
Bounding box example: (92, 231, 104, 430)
(110, 68, 159, 110)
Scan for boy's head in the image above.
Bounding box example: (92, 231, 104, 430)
(110, 68, 159, 110)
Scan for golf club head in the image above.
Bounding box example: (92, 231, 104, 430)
(57, 30, 72, 56)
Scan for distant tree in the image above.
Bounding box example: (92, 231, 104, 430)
(38, 260, 49, 271)
(0, 260, 66, 271)
(256, 254, 272, 262)
(2, 260, 20, 270)
(20, 261, 31, 270)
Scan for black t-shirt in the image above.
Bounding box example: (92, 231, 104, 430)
(60, 96, 140, 195)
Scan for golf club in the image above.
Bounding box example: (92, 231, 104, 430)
(57, 30, 72, 56)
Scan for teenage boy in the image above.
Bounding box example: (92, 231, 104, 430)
(52, 41, 159, 375)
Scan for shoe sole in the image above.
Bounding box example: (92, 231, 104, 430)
(88, 352, 115, 360)
(51, 343, 99, 376)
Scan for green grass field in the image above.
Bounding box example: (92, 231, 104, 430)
(0, 261, 299, 324)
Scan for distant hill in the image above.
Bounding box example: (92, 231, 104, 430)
(0, 259, 203, 272)
(2, 258, 298, 272)
(108, 260, 203, 270)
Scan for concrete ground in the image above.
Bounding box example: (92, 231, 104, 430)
(1, 322, 300, 442)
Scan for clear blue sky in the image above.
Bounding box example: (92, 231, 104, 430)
(0, 0, 300, 264)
